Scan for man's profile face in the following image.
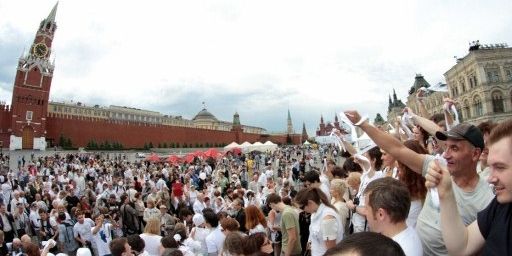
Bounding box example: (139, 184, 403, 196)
(487, 137, 512, 203)
(364, 194, 380, 233)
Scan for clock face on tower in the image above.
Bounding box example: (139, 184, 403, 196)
(32, 43, 48, 58)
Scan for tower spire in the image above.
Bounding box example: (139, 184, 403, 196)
(393, 88, 398, 102)
(46, 2, 59, 24)
(302, 122, 308, 141)
(287, 109, 293, 134)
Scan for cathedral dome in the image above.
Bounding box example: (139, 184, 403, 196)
(193, 108, 218, 121)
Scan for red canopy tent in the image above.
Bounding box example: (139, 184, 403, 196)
(204, 148, 220, 158)
(167, 155, 181, 164)
(226, 147, 242, 155)
(193, 150, 205, 158)
(145, 153, 160, 162)
(183, 153, 196, 163)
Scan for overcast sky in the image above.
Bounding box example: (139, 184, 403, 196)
(1, 0, 511, 135)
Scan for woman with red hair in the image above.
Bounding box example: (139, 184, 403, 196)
(397, 140, 428, 228)
(245, 205, 268, 235)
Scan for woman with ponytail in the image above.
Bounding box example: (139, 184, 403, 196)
(294, 187, 343, 256)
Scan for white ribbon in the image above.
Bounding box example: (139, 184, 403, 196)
(431, 155, 447, 208)
(400, 114, 414, 140)
(329, 128, 346, 152)
(443, 102, 460, 130)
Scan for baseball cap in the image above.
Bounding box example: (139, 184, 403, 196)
(435, 123, 484, 150)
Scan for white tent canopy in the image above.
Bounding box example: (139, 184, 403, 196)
(224, 142, 240, 150)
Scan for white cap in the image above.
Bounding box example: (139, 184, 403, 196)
(192, 213, 205, 226)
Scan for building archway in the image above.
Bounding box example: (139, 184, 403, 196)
(22, 126, 34, 149)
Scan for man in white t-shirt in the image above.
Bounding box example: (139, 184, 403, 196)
(204, 210, 225, 256)
(73, 212, 95, 249)
(364, 177, 422, 256)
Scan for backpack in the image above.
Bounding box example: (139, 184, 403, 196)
(59, 221, 79, 252)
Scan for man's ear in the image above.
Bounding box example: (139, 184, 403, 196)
(377, 208, 387, 221)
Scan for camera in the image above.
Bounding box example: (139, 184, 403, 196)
(353, 197, 360, 206)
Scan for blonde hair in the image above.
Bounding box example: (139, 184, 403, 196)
(346, 172, 362, 190)
(330, 179, 347, 198)
(144, 218, 161, 235)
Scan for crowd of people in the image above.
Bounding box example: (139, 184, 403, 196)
(0, 96, 510, 256)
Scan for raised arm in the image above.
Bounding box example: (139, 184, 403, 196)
(407, 108, 443, 136)
(425, 160, 485, 255)
(344, 110, 425, 174)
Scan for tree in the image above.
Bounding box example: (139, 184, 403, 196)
(163, 142, 167, 148)
(148, 142, 154, 149)
(374, 113, 385, 125)
(144, 143, 149, 150)
(59, 134, 66, 147)
(170, 142, 175, 148)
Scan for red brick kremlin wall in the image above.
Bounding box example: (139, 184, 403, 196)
(45, 115, 301, 148)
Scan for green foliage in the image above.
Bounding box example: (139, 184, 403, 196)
(170, 142, 175, 148)
(182, 143, 187, 148)
(148, 142, 154, 148)
(163, 142, 167, 148)
(144, 143, 149, 150)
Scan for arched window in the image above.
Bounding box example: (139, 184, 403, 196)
(463, 99, 471, 119)
(474, 95, 483, 117)
(492, 91, 505, 113)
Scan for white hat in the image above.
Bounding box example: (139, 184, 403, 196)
(199, 172, 207, 180)
(77, 247, 92, 256)
(192, 213, 205, 226)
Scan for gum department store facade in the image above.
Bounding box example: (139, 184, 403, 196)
(389, 43, 512, 125)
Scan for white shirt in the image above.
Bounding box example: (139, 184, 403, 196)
(190, 227, 210, 255)
(73, 218, 95, 241)
(309, 204, 343, 256)
(205, 226, 225, 254)
(139, 233, 163, 256)
(392, 226, 423, 256)
(92, 223, 113, 256)
(193, 200, 205, 214)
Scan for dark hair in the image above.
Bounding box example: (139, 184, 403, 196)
(303, 171, 320, 183)
(110, 237, 128, 256)
(363, 177, 410, 224)
(398, 140, 427, 201)
(223, 231, 244, 255)
(324, 232, 405, 256)
(127, 234, 145, 253)
(57, 212, 66, 221)
(294, 187, 336, 212)
(489, 120, 512, 146)
(161, 236, 179, 249)
(477, 121, 496, 135)
(203, 209, 219, 228)
(265, 193, 282, 205)
(368, 146, 383, 171)
(161, 248, 183, 256)
(243, 232, 268, 255)
(342, 157, 363, 173)
(220, 217, 240, 232)
(332, 166, 348, 178)
(429, 113, 445, 124)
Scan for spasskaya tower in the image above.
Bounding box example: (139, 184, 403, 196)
(9, 3, 58, 150)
